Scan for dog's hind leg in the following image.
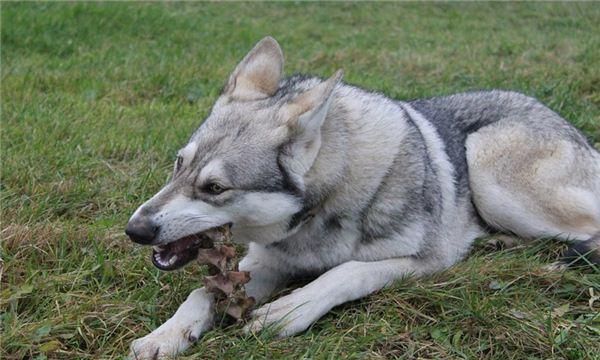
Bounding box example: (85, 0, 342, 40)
(245, 256, 440, 337)
(466, 121, 600, 264)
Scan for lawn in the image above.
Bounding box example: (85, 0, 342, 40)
(1, 2, 599, 359)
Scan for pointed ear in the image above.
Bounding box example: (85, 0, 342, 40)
(284, 70, 343, 137)
(223, 36, 284, 100)
(279, 70, 343, 178)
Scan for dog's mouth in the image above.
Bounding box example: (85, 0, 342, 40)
(151, 225, 233, 271)
(151, 230, 219, 271)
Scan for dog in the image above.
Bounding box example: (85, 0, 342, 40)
(125, 36, 600, 359)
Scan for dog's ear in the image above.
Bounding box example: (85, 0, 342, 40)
(279, 70, 343, 178)
(223, 36, 284, 101)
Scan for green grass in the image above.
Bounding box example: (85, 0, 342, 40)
(2, 3, 599, 359)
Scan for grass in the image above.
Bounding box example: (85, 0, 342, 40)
(1, 2, 599, 359)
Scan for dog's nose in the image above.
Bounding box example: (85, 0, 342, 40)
(125, 216, 159, 245)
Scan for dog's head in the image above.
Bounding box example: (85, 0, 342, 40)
(125, 37, 343, 270)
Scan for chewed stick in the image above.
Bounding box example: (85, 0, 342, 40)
(195, 226, 255, 320)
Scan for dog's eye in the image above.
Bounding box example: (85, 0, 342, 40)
(205, 183, 226, 195)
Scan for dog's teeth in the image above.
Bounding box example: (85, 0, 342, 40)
(168, 255, 178, 266)
(153, 245, 165, 252)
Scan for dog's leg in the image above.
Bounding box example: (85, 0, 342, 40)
(239, 243, 289, 305)
(129, 247, 286, 359)
(129, 288, 214, 360)
(246, 257, 433, 337)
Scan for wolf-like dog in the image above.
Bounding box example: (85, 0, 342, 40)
(125, 37, 600, 359)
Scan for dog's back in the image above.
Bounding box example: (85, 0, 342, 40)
(408, 90, 600, 256)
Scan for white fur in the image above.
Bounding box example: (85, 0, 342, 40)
(230, 193, 301, 227)
(245, 257, 427, 337)
(229, 192, 303, 245)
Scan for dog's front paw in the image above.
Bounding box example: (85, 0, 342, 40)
(129, 327, 196, 360)
(244, 287, 325, 337)
(129, 288, 214, 359)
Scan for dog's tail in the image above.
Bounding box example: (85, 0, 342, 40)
(559, 232, 600, 268)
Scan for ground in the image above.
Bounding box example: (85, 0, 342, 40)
(1, 3, 599, 359)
